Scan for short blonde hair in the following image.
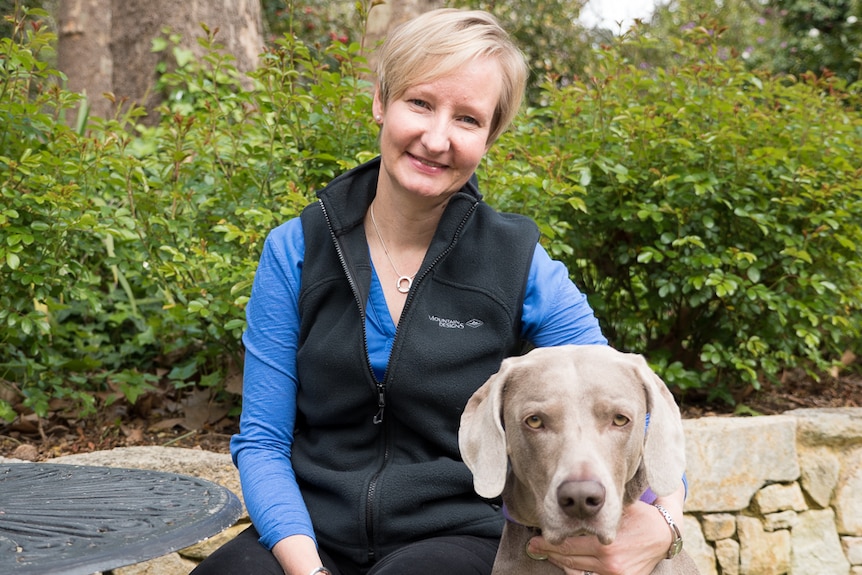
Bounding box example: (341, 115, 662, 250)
(375, 8, 528, 145)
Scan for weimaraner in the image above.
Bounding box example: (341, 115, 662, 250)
(459, 345, 699, 575)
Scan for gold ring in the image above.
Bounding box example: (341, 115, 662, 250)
(524, 542, 548, 561)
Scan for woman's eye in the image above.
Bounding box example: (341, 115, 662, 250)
(612, 414, 630, 427)
(460, 116, 479, 125)
(525, 415, 543, 429)
(409, 98, 430, 108)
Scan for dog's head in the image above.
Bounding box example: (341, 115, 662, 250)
(458, 345, 687, 545)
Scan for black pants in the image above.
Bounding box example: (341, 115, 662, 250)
(190, 525, 500, 575)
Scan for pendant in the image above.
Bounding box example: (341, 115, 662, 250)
(397, 275, 413, 294)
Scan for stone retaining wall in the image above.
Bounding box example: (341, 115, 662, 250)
(7, 407, 861, 575)
(682, 408, 862, 575)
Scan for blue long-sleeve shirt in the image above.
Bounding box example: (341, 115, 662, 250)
(231, 216, 607, 549)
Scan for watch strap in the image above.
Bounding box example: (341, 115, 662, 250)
(653, 503, 684, 559)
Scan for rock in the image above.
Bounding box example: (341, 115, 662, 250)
(738, 515, 791, 575)
(701, 513, 736, 541)
(754, 482, 807, 514)
(11, 443, 39, 461)
(763, 510, 799, 531)
(715, 538, 740, 575)
(791, 509, 851, 574)
(843, 536, 862, 565)
(834, 447, 862, 535)
(790, 408, 862, 447)
(684, 515, 718, 575)
(113, 551, 198, 575)
(798, 448, 841, 508)
(180, 520, 250, 561)
(683, 416, 799, 512)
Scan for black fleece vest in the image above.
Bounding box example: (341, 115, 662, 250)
(294, 158, 539, 564)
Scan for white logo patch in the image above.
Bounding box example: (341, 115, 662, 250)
(428, 315, 464, 329)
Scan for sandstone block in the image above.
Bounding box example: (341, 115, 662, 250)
(755, 482, 807, 514)
(683, 417, 799, 512)
(843, 536, 862, 565)
(113, 552, 197, 575)
(835, 448, 862, 535)
(790, 408, 862, 447)
(738, 515, 791, 575)
(791, 509, 851, 574)
(180, 520, 251, 560)
(763, 510, 798, 531)
(701, 513, 736, 541)
(799, 448, 841, 508)
(683, 515, 718, 575)
(715, 538, 740, 575)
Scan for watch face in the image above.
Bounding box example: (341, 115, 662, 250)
(669, 537, 684, 558)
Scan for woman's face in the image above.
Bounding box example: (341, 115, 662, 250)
(373, 56, 503, 205)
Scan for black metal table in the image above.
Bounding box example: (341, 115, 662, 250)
(0, 462, 242, 575)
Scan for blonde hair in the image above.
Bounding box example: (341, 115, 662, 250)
(375, 8, 528, 145)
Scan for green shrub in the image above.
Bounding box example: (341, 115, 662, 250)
(2, 8, 861, 420)
(484, 28, 862, 403)
(0, 8, 375, 420)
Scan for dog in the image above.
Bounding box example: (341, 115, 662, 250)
(459, 345, 699, 574)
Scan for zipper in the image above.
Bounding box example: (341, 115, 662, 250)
(319, 198, 388, 562)
(318, 199, 377, 387)
(372, 198, 478, 423)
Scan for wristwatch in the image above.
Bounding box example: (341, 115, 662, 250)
(653, 503, 684, 559)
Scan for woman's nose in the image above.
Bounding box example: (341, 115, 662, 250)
(421, 116, 451, 153)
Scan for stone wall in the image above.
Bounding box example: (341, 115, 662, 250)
(6, 407, 861, 575)
(682, 408, 862, 575)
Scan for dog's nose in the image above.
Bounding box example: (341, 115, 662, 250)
(556, 480, 606, 518)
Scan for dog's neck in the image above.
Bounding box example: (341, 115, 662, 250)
(493, 517, 564, 575)
(502, 502, 542, 534)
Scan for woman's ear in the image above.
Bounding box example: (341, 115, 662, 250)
(372, 85, 384, 122)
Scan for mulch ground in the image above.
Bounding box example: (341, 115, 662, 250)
(2, 357, 860, 462)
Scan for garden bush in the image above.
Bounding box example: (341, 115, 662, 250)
(0, 7, 375, 420)
(484, 26, 862, 403)
(1, 9, 860, 420)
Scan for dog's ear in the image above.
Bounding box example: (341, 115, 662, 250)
(635, 357, 687, 497)
(459, 361, 511, 499)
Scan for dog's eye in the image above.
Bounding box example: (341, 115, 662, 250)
(524, 415, 543, 429)
(612, 414, 630, 427)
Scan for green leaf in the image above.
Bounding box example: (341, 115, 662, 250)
(6, 253, 20, 270)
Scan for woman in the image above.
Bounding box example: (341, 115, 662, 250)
(192, 8, 686, 575)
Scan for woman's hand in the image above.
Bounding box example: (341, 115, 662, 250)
(526, 483, 685, 575)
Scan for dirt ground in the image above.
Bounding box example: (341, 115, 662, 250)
(2, 358, 860, 462)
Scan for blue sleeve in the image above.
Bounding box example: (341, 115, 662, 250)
(229, 218, 315, 550)
(521, 244, 608, 346)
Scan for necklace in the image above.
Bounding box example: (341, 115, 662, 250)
(369, 204, 416, 294)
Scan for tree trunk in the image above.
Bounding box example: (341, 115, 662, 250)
(57, 0, 264, 123)
(57, 0, 113, 120)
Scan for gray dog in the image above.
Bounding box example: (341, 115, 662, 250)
(459, 345, 699, 575)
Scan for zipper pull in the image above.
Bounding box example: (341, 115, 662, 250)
(373, 387, 385, 424)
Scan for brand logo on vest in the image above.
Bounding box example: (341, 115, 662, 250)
(429, 315, 464, 329)
(428, 315, 485, 329)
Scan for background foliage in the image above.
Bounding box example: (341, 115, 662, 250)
(483, 26, 862, 402)
(1, 2, 861, 421)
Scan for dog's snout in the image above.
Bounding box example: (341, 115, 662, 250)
(557, 480, 606, 518)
